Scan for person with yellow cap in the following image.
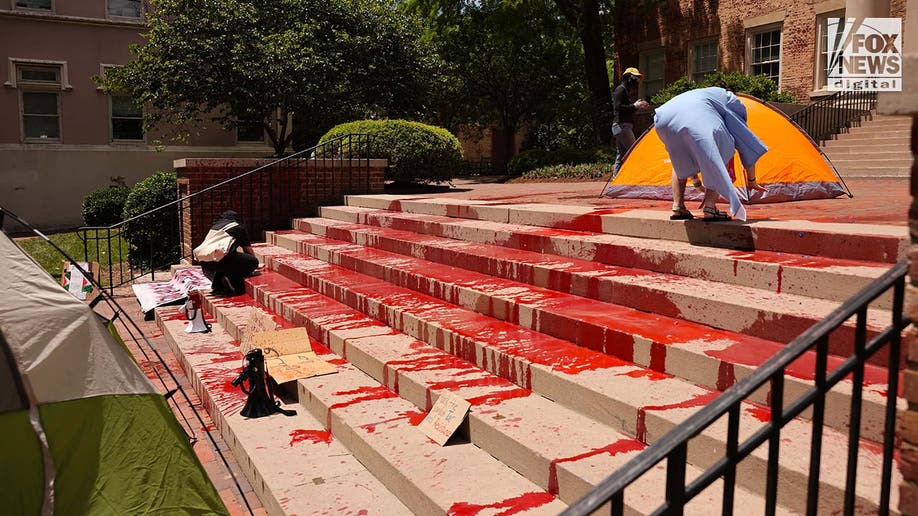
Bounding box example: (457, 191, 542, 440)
(612, 67, 651, 176)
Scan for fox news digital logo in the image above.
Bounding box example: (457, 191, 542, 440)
(827, 17, 902, 91)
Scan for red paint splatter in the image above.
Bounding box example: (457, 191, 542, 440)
(746, 404, 771, 423)
(465, 388, 531, 407)
(329, 385, 398, 411)
(776, 265, 783, 294)
(360, 409, 428, 433)
(447, 491, 557, 515)
(289, 429, 332, 446)
(617, 368, 668, 380)
(636, 391, 720, 443)
(716, 361, 736, 391)
(547, 439, 644, 494)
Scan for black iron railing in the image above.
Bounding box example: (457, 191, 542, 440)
(79, 134, 373, 292)
(564, 260, 908, 515)
(790, 90, 877, 145)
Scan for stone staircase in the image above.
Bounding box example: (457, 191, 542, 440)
(823, 114, 914, 177)
(156, 195, 908, 515)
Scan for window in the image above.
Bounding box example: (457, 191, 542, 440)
(237, 120, 265, 143)
(17, 63, 62, 142)
(748, 26, 782, 84)
(690, 40, 718, 83)
(640, 51, 665, 100)
(816, 10, 846, 90)
(15, 0, 52, 10)
(111, 95, 143, 141)
(108, 0, 142, 18)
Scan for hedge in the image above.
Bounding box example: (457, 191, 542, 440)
(121, 171, 179, 269)
(81, 185, 130, 226)
(507, 145, 615, 176)
(650, 72, 795, 106)
(319, 119, 463, 184)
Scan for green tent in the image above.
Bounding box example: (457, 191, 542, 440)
(0, 233, 227, 515)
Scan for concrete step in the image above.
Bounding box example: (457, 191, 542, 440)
(204, 278, 783, 514)
(251, 248, 901, 514)
(261, 233, 897, 441)
(311, 207, 896, 309)
(830, 135, 911, 146)
(834, 168, 912, 178)
(821, 142, 912, 155)
(155, 310, 411, 515)
(829, 159, 914, 168)
(175, 296, 568, 514)
(339, 196, 907, 263)
(835, 129, 911, 139)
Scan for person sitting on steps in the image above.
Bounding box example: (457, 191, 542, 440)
(198, 210, 259, 296)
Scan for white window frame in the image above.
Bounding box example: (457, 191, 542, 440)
(745, 23, 783, 87)
(814, 9, 846, 92)
(98, 65, 145, 143)
(688, 38, 719, 83)
(106, 0, 144, 21)
(15, 63, 64, 143)
(639, 49, 665, 100)
(12, 0, 53, 12)
(110, 94, 145, 143)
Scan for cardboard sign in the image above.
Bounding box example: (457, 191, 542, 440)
(253, 327, 311, 357)
(265, 352, 337, 384)
(131, 267, 211, 313)
(240, 308, 279, 354)
(249, 327, 337, 383)
(61, 261, 100, 302)
(418, 391, 471, 446)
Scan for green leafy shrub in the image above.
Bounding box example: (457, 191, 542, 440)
(507, 146, 616, 175)
(650, 72, 795, 105)
(121, 171, 179, 269)
(81, 185, 130, 226)
(521, 162, 615, 181)
(319, 120, 463, 184)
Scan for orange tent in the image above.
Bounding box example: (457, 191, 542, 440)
(602, 94, 851, 203)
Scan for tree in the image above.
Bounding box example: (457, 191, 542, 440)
(409, 0, 587, 166)
(101, 0, 438, 155)
(553, 0, 615, 146)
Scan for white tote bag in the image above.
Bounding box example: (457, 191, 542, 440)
(193, 222, 239, 262)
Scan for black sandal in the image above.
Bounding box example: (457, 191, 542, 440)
(702, 207, 731, 221)
(670, 207, 694, 220)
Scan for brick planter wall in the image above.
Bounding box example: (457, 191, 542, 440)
(175, 158, 386, 258)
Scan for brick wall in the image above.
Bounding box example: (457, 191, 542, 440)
(614, 0, 907, 103)
(175, 158, 386, 257)
(904, 115, 918, 515)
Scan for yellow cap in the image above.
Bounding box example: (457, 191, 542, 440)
(624, 67, 643, 77)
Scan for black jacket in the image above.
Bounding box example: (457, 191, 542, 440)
(613, 83, 637, 125)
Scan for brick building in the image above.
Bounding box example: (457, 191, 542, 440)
(0, 2, 273, 232)
(613, 0, 907, 103)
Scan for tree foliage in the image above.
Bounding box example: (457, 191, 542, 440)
(407, 0, 590, 161)
(650, 72, 796, 105)
(101, 0, 438, 155)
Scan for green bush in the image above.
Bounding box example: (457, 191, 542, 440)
(650, 72, 795, 105)
(81, 185, 130, 226)
(319, 120, 463, 184)
(522, 162, 615, 181)
(121, 171, 179, 269)
(507, 146, 615, 175)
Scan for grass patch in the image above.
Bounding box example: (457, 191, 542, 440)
(521, 162, 615, 181)
(15, 230, 130, 283)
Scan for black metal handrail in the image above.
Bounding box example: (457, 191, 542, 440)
(564, 260, 908, 515)
(790, 90, 877, 145)
(0, 205, 256, 515)
(79, 134, 373, 292)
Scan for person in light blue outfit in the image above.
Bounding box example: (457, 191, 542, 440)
(653, 87, 769, 221)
